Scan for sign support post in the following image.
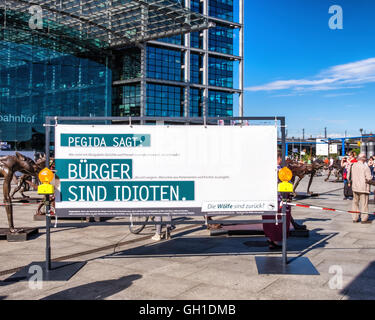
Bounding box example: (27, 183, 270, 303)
(282, 200, 287, 266)
(45, 196, 51, 272)
(45, 118, 51, 272)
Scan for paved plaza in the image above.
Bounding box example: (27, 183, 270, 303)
(0, 174, 374, 300)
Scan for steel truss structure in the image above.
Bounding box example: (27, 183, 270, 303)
(0, 0, 212, 55)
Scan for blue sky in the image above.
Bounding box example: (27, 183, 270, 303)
(241, 0, 375, 138)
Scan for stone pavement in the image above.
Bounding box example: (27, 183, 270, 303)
(0, 174, 374, 300)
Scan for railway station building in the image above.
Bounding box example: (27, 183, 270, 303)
(0, 0, 244, 151)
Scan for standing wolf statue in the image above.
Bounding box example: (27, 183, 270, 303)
(0, 152, 43, 233)
(10, 155, 46, 199)
(286, 159, 325, 196)
(324, 159, 343, 182)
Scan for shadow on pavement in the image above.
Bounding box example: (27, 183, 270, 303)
(0, 296, 6, 300)
(41, 274, 142, 300)
(0, 228, 43, 241)
(296, 218, 331, 223)
(341, 261, 375, 299)
(107, 228, 337, 259)
(172, 225, 207, 238)
(288, 228, 338, 263)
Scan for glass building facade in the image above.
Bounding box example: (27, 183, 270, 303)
(1, 0, 243, 150)
(147, 47, 184, 82)
(146, 84, 184, 117)
(0, 41, 111, 150)
(113, 0, 244, 120)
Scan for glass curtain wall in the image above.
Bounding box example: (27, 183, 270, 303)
(111, 0, 238, 120)
(0, 41, 111, 150)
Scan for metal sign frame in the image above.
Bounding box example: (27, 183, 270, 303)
(42, 115, 288, 275)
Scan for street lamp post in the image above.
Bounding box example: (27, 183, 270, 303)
(292, 137, 294, 159)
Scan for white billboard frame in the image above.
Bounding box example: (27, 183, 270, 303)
(316, 139, 329, 156)
(38, 116, 290, 273)
(54, 123, 279, 218)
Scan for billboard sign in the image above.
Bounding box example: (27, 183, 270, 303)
(316, 139, 329, 156)
(329, 144, 338, 154)
(54, 125, 278, 217)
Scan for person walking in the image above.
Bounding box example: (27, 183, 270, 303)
(343, 152, 358, 200)
(347, 153, 372, 224)
(329, 157, 334, 168)
(341, 157, 351, 200)
(368, 156, 375, 179)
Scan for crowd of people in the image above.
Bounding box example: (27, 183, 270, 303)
(262, 150, 375, 250)
(340, 151, 374, 224)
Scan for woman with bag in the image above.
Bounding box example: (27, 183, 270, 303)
(343, 152, 357, 200)
(342, 157, 350, 200)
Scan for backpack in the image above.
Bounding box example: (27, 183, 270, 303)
(344, 164, 354, 198)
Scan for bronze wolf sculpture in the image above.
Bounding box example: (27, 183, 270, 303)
(10, 156, 46, 199)
(286, 159, 325, 196)
(325, 159, 343, 182)
(0, 153, 42, 232)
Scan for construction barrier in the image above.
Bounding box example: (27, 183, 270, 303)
(285, 202, 375, 216)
